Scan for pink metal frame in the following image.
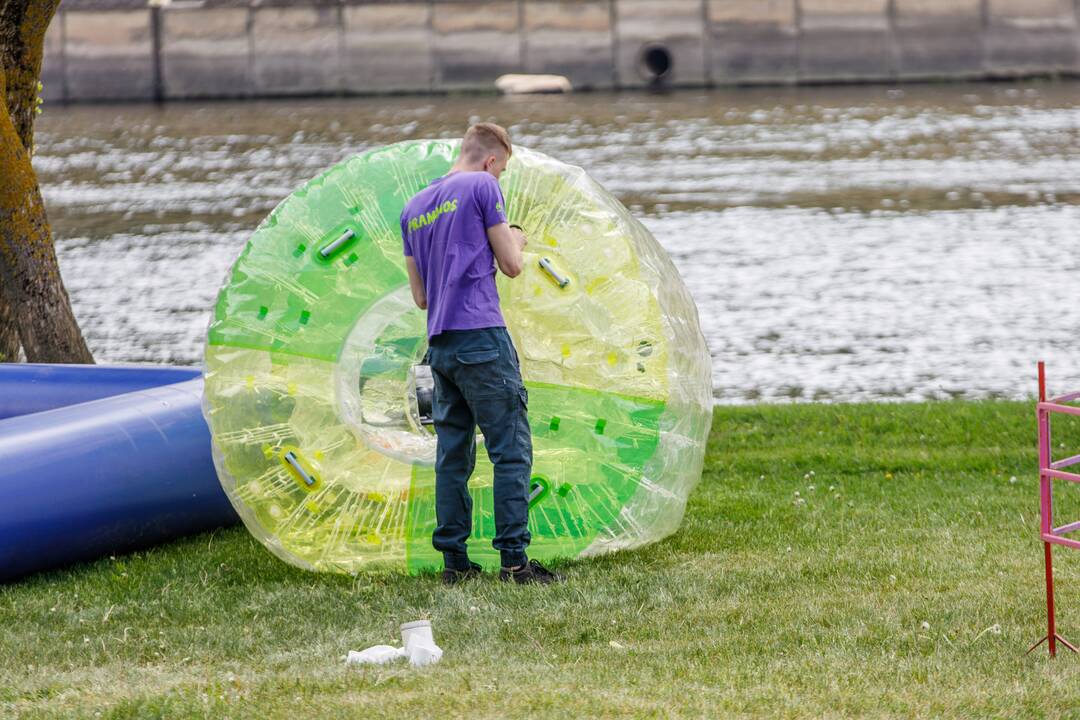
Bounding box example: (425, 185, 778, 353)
(1028, 362, 1079, 657)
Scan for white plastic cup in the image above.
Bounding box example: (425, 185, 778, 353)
(400, 620, 435, 652)
(407, 641, 443, 667)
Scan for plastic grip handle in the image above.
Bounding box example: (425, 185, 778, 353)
(538, 257, 570, 288)
(319, 229, 356, 259)
(528, 476, 551, 507)
(283, 450, 317, 487)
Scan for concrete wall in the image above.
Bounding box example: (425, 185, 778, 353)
(345, 2, 433, 93)
(65, 8, 155, 101)
(707, 1, 798, 84)
(986, 0, 1078, 74)
(162, 5, 251, 98)
(614, 0, 706, 88)
(894, 0, 983, 80)
(800, 0, 892, 81)
(433, 1, 521, 88)
(43, 0, 1080, 103)
(524, 0, 612, 89)
(252, 4, 341, 95)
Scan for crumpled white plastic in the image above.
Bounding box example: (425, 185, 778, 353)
(345, 642, 444, 667)
(346, 645, 405, 666)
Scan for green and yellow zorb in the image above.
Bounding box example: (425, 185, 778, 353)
(203, 140, 713, 574)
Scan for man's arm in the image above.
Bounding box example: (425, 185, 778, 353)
(405, 256, 427, 309)
(487, 223, 527, 278)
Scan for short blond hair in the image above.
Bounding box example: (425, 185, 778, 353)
(462, 122, 512, 162)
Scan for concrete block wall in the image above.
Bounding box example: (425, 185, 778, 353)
(524, 0, 613, 89)
(707, 1, 798, 84)
(614, 0, 706, 88)
(40, 0, 1080, 103)
(894, 0, 983, 80)
(65, 8, 155, 100)
(162, 5, 251, 98)
(251, 4, 341, 95)
(986, 0, 1078, 74)
(800, 0, 892, 81)
(345, 2, 433, 93)
(433, 1, 521, 88)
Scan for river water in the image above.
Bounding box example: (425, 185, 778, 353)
(33, 82, 1080, 404)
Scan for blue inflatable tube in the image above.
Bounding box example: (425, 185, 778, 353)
(0, 363, 201, 420)
(0, 378, 238, 582)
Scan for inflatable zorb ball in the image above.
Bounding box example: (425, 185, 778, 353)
(203, 140, 712, 574)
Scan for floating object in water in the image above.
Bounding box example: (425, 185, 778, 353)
(203, 139, 712, 575)
(495, 74, 573, 95)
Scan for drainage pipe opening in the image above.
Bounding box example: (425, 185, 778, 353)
(638, 44, 673, 83)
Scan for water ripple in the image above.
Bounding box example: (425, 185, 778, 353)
(33, 82, 1080, 402)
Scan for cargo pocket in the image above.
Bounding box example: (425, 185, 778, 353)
(456, 347, 504, 398)
(515, 385, 532, 453)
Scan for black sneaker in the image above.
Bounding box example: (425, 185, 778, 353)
(499, 559, 564, 585)
(442, 561, 483, 586)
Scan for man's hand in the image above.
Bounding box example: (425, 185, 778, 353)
(510, 226, 528, 250)
(487, 222, 525, 278)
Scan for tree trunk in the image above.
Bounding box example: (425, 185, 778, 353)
(0, 283, 19, 361)
(0, 0, 93, 363)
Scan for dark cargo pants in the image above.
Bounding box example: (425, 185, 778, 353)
(426, 326, 532, 570)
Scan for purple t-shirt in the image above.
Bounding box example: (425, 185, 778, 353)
(401, 171, 508, 339)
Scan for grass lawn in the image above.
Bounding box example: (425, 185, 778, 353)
(5, 400, 1080, 718)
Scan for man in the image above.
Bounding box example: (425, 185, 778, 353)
(401, 122, 562, 586)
